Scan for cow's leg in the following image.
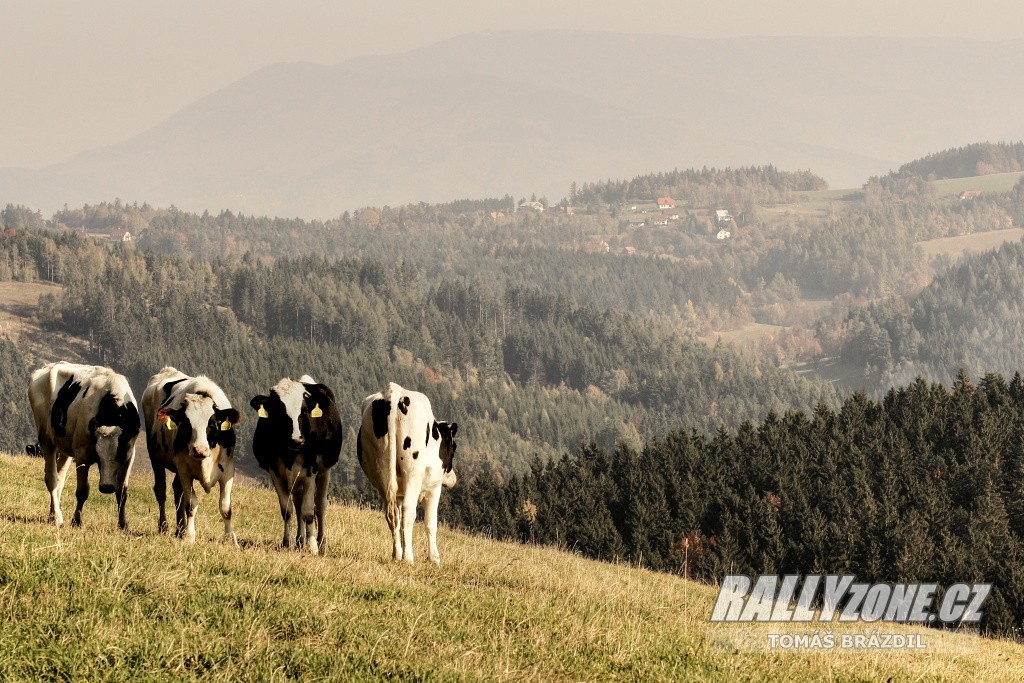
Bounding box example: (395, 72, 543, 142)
(270, 470, 294, 549)
(172, 474, 186, 537)
(423, 484, 443, 565)
(44, 447, 73, 527)
(314, 467, 331, 555)
(182, 476, 199, 543)
(291, 475, 316, 553)
(296, 469, 318, 555)
(385, 496, 402, 561)
(153, 464, 169, 533)
(218, 474, 238, 546)
(401, 489, 418, 564)
(115, 467, 130, 532)
(174, 473, 198, 543)
(71, 458, 90, 527)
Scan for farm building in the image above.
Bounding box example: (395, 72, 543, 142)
(657, 197, 675, 209)
(715, 209, 732, 223)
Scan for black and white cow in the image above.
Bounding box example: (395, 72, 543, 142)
(142, 367, 242, 544)
(27, 362, 141, 529)
(25, 443, 40, 456)
(357, 382, 457, 564)
(249, 376, 343, 554)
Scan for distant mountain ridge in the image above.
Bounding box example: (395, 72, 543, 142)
(3, 31, 1024, 218)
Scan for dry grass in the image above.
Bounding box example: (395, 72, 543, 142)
(916, 228, 1024, 261)
(1, 453, 1022, 681)
(0, 279, 90, 362)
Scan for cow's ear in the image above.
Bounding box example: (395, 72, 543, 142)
(250, 395, 269, 418)
(219, 408, 242, 426)
(309, 383, 336, 402)
(156, 407, 178, 430)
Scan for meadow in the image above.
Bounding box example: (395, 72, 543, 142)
(916, 227, 1024, 261)
(1, 454, 1022, 681)
(930, 171, 1024, 196)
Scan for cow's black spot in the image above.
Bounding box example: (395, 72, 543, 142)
(398, 396, 410, 415)
(412, 451, 419, 460)
(356, 427, 363, 464)
(403, 436, 411, 450)
(51, 378, 83, 438)
(95, 394, 141, 462)
(160, 378, 187, 407)
(432, 422, 440, 442)
(371, 399, 391, 438)
(425, 423, 430, 445)
(218, 464, 224, 472)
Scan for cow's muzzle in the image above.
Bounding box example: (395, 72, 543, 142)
(99, 483, 116, 494)
(191, 448, 210, 460)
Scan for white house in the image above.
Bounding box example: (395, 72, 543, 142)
(716, 229, 731, 240)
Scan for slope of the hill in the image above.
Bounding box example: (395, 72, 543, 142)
(0, 454, 1020, 681)
(839, 237, 1024, 390)
(4, 33, 1024, 216)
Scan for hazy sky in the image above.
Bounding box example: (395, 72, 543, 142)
(3, 0, 1023, 169)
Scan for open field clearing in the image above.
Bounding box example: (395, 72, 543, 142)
(916, 228, 1024, 260)
(0, 279, 61, 336)
(701, 322, 786, 347)
(0, 279, 90, 363)
(0, 454, 1022, 681)
(931, 171, 1024, 196)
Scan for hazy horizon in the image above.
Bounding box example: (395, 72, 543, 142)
(5, 1, 1024, 171)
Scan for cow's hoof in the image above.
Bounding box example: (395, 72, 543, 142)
(158, 521, 170, 535)
(71, 516, 82, 528)
(223, 533, 239, 547)
(306, 539, 319, 555)
(429, 555, 441, 566)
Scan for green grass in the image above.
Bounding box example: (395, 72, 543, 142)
(1, 454, 1023, 681)
(931, 171, 1024, 196)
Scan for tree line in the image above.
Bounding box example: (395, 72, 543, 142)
(440, 371, 1024, 636)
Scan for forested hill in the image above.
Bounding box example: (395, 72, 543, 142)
(839, 235, 1024, 390)
(442, 371, 1024, 635)
(572, 166, 828, 209)
(889, 142, 1024, 181)
(1, 228, 836, 481)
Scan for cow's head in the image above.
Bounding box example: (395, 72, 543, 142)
(157, 393, 241, 461)
(89, 395, 141, 493)
(434, 421, 458, 489)
(250, 377, 333, 450)
(25, 443, 40, 457)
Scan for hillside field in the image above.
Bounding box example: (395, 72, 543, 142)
(0, 455, 1022, 681)
(931, 171, 1024, 196)
(916, 228, 1024, 260)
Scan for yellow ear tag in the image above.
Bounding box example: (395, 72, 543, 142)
(220, 420, 232, 431)
(311, 404, 323, 418)
(165, 418, 176, 431)
(258, 406, 269, 418)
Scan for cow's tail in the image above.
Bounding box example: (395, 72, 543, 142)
(383, 383, 402, 508)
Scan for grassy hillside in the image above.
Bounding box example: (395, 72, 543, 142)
(1, 454, 1022, 681)
(916, 227, 1024, 260)
(931, 171, 1024, 196)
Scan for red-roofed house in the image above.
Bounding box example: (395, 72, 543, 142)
(657, 197, 675, 209)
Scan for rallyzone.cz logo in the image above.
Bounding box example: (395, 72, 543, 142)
(710, 574, 991, 624)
